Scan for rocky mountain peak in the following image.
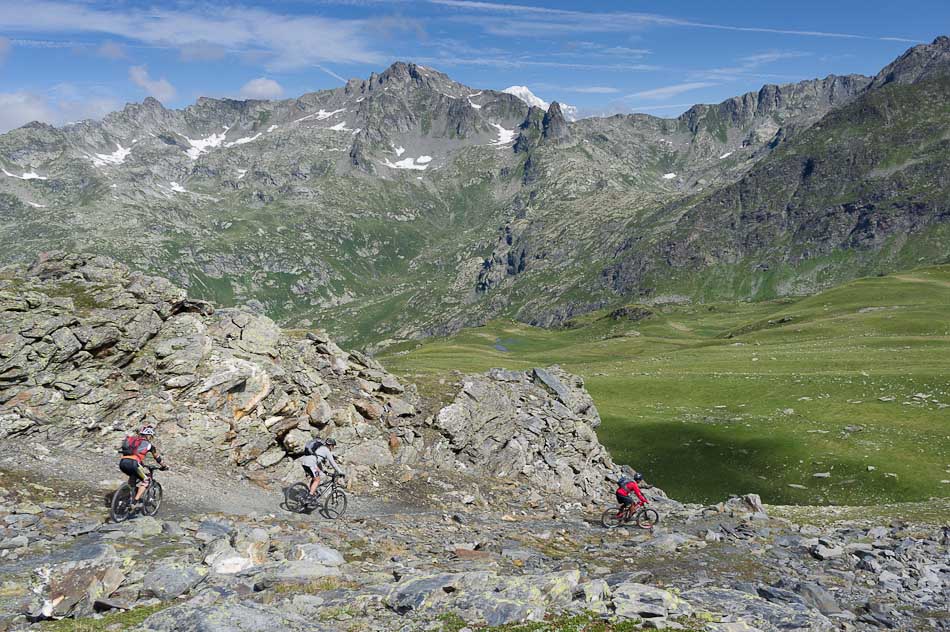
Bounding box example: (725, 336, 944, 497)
(869, 35, 950, 90)
(541, 101, 571, 144)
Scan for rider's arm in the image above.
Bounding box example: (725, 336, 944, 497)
(630, 481, 648, 503)
(149, 444, 166, 467)
(323, 449, 343, 475)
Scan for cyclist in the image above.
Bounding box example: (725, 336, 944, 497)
(616, 471, 648, 511)
(300, 436, 344, 497)
(119, 425, 168, 511)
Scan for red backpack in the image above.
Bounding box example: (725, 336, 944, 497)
(120, 435, 144, 456)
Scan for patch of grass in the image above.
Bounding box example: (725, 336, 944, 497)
(39, 603, 168, 631)
(382, 266, 950, 506)
(437, 611, 707, 631)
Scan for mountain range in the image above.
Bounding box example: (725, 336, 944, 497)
(2, 37, 949, 347)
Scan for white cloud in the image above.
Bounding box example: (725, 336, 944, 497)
(0, 37, 9, 64)
(239, 78, 284, 100)
(0, 1, 382, 71)
(129, 65, 176, 103)
(0, 88, 121, 133)
(627, 81, 718, 100)
(96, 40, 126, 60)
(0, 92, 56, 131)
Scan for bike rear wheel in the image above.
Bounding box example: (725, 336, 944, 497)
(636, 508, 660, 529)
(285, 483, 310, 513)
(600, 506, 627, 529)
(322, 488, 347, 519)
(143, 481, 163, 516)
(110, 486, 133, 523)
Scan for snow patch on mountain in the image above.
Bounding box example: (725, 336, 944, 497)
(2, 168, 48, 180)
(298, 108, 346, 123)
(719, 152, 733, 159)
(169, 182, 188, 193)
(26, 201, 47, 208)
(225, 133, 262, 148)
(662, 173, 677, 180)
(489, 123, 517, 147)
(502, 86, 578, 121)
(393, 146, 406, 157)
(382, 156, 429, 171)
(183, 131, 227, 160)
(90, 143, 132, 167)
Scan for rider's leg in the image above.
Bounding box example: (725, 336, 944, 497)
(308, 470, 321, 495)
(133, 465, 149, 502)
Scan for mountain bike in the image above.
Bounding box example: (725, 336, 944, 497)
(601, 500, 659, 529)
(110, 465, 165, 522)
(284, 472, 347, 519)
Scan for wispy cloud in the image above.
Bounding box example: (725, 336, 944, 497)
(129, 65, 176, 103)
(0, 0, 383, 71)
(568, 86, 621, 94)
(429, 0, 922, 42)
(316, 64, 348, 83)
(699, 50, 812, 81)
(0, 37, 9, 64)
(627, 81, 718, 100)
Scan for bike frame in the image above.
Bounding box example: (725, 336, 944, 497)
(618, 500, 647, 521)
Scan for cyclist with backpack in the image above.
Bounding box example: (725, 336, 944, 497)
(119, 425, 168, 511)
(299, 436, 344, 497)
(616, 471, 648, 509)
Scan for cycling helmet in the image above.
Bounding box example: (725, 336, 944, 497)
(324, 437, 337, 447)
(633, 472, 644, 482)
(139, 425, 156, 436)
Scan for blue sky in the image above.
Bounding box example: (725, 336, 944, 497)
(0, 0, 945, 131)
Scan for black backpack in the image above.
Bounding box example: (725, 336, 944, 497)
(304, 437, 325, 456)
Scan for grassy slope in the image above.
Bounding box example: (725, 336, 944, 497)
(380, 267, 950, 506)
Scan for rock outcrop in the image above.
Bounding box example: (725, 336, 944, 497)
(0, 253, 615, 498)
(429, 367, 612, 498)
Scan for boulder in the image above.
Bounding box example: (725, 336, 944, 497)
(143, 563, 206, 600)
(612, 582, 692, 619)
(290, 543, 345, 566)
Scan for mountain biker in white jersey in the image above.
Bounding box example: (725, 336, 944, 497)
(299, 437, 344, 496)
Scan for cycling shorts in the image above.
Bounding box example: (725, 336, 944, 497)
(120, 458, 148, 485)
(300, 455, 323, 479)
(616, 492, 635, 506)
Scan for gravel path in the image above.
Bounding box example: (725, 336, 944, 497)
(0, 443, 428, 522)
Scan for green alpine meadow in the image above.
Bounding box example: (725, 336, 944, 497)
(381, 265, 950, 506)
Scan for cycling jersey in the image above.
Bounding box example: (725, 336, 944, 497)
(616, 480, 647, 503)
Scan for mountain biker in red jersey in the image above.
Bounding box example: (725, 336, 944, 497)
(616, 471, 648, 509)
(119, 425, 168, 511)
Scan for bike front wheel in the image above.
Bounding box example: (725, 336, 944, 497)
(284, 483, 310, 513)
(322, 489, 347, 519)
(143, 481, 163, 516)
(636, 508, 660, 529)
(110, 486, 133, 523)
(600, 506, 627, 529)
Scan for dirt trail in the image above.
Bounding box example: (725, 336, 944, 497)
(0, 444, 429, 523)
